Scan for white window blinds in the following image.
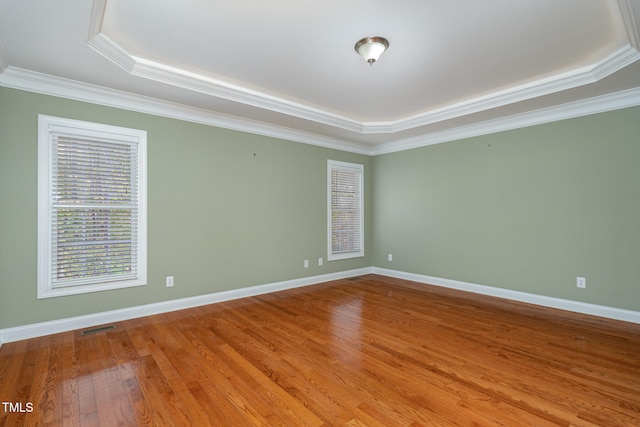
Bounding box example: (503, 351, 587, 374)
(328, 160, 364, 260)
(38, 115, 147, 298)
(51, 135, 139, 286)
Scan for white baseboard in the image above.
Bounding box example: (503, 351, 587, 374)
(0, 268, 373, 345)
(2, 266, 638, 346)
(372, 267, 640, 325)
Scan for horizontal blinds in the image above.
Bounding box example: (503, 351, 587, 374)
(50, 135, 139, 287)
(331, 166, 362, 254)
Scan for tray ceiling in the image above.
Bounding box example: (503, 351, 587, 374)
(1, 0, 640, 153)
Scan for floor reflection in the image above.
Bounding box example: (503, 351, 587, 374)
(329, 297, 363, 367)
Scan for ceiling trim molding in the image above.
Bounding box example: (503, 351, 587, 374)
(130, 56, 366, 134)
(380, 45, 640, 134)
(618, 0, 640, 50)
(2, 66, 640, 158)
(0, 66, 372, 155)
(372, 86, 640, 155)
(86, 0, 136, 70)
(88, 32, 137, 72)
(86, 5, 364, 134)
(89, 36, 365, 133)
(87, 0, 640, 137)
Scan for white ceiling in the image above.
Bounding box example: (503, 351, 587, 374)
(1, 0, 640, 154)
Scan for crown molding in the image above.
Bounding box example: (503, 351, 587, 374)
(87, 0, 135, 70)
(372, 86, 640, 155)
(86, 5, 364, 134)
(88, 31, 136, 72)
(87, 0, 640, 137)
(385, 46, 640, 135)
(130, 56, 366, 134)
(89, 35, 365, 133)
(618, 0, 640, 50)
(0, 67, 372, 155)
(2, 66, 640, 157)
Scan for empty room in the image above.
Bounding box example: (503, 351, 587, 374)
(1, 0, 640, 425)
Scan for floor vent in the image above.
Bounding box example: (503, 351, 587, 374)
(348, 276, 361, 281)
(81, 325, 116, 336)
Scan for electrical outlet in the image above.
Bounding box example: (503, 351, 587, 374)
(304, 259, 309, 268)
(388, 253, 393, 261)
(577, 276, 586, 289)
(166, 276, 174, 287)
(318, 257, 323, 266)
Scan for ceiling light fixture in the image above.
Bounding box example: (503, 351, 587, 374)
(355, 36, 389, 66)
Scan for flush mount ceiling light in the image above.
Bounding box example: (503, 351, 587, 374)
(355, 36, 389, 66)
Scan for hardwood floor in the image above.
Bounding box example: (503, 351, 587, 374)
(1, 274, 640, 426)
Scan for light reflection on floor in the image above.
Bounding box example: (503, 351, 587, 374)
(329, 298, 363, 368)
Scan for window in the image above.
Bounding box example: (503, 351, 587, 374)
(328, 160, 364, 261)
(38, 115, 147, 298)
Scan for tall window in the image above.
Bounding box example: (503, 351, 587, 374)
(328, 160, 364, 261)
(38, 115, 147, 298)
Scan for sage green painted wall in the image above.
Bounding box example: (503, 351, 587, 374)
(0, 87, 372, 328)
(372, 106, 640, 311)
(2, 85, 639, 329)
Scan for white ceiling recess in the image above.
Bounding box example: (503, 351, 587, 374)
(1, 0, 640, 155)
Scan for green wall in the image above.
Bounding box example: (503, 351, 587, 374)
(1, 86, 639, 330)
(0, 87, 372, 328)
(373, 106, 640, 311)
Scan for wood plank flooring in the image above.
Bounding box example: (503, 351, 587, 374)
(1, 274, 640, 426)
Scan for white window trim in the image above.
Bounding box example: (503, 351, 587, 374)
(327, 160, 364, 261)
(37, 115, 147, 298)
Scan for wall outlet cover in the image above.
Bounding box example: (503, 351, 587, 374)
(577, 277, 586, 288)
